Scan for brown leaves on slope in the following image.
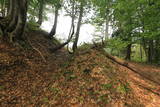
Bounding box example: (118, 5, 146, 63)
(0, 35, 160, 107)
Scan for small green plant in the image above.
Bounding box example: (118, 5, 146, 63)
(60, 62, 70, 68)
(76, 96, 84, 104)
(49, 87, 60, 95)
(42, 97, 49, 103)
(0, 85, 4, 90)
(63, 71, 77, 81)
(116, 82, 130, 94)
(101, 83, 112, 90)
(98, 94, 108, 104)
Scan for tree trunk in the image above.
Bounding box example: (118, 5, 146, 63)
(51, 0, 75, 52)
(5, 0, 18, 33)
(7, 0, 13, 17)
(125, 44, 132, 60)
(72, 2, 84, 52)
(37, 0, 44, 26)
(1, 0, 6, 17)
(6, 0, 10, 15)
(105, 17, 109, 41)
(10, 0, 28, 41)
(49, 7, 59, 38)
(140, 44, 143, 61)
(105, 8, 109, 41)
(148, 40, 153, 63)
(154, 39, 159, 63)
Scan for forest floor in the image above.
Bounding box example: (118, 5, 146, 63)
(0, 30, 160, 107)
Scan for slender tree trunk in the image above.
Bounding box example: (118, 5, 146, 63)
(7, 0, 13, 16)
(6, 0, 10, 15)
(148, 40, 153, 63)
(72, 2, 84, 52)
(1, 0, 6, 17)
(105, 17, 109, 41)
(37, 0, 44, 26)
(155, 39, 160, 63)
(105, 8, 109, 41)
(49, 7, 59, 38)
(140, 44, 143, 61)
(125, 44, 132, 60)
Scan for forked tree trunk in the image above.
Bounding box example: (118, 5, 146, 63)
(9, 0, 28, 41)
(49, 7, 59, 38)
(72, 2, 84, 52)
(5, 0, 18, 33)
(0, 0, 27, 42)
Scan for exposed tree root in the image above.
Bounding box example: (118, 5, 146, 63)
(138, 84, 160, 97)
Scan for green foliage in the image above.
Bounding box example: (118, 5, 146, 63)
(42, 97, 49, 103)
(27, 21, 41, 31)
(101, 83, 112, 90)
(131, 44, 147, 62)
(116, 83, 130, 94)
(104, 37, 129, 57)
(0, 85, 4, 90)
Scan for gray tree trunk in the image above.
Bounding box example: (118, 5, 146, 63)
(37, 0, 44, 26)
(72, 2, 84, 52)
(49, 7, 59, 38)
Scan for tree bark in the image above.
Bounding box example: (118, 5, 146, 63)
(105, 8, 109, 41)
(7, 0, 13, 16)
(10, 0, 28, 41)
(125, 44, 132, 60)
(37, 0, 44, 26)
(72, 2, 84, 52)
(49, 7, 59, 38)
(105, 17, 109, 41)
(155, 39, 160, 63)
(148, 40, 153, 63)
(140, 44, 143, 61)
(1, 0, 6, 17)
(5, 0, 18, 33)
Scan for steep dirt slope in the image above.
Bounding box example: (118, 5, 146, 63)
(0, 31, 160, 107)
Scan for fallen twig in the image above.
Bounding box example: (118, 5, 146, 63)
(27, 37, 47, 63)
